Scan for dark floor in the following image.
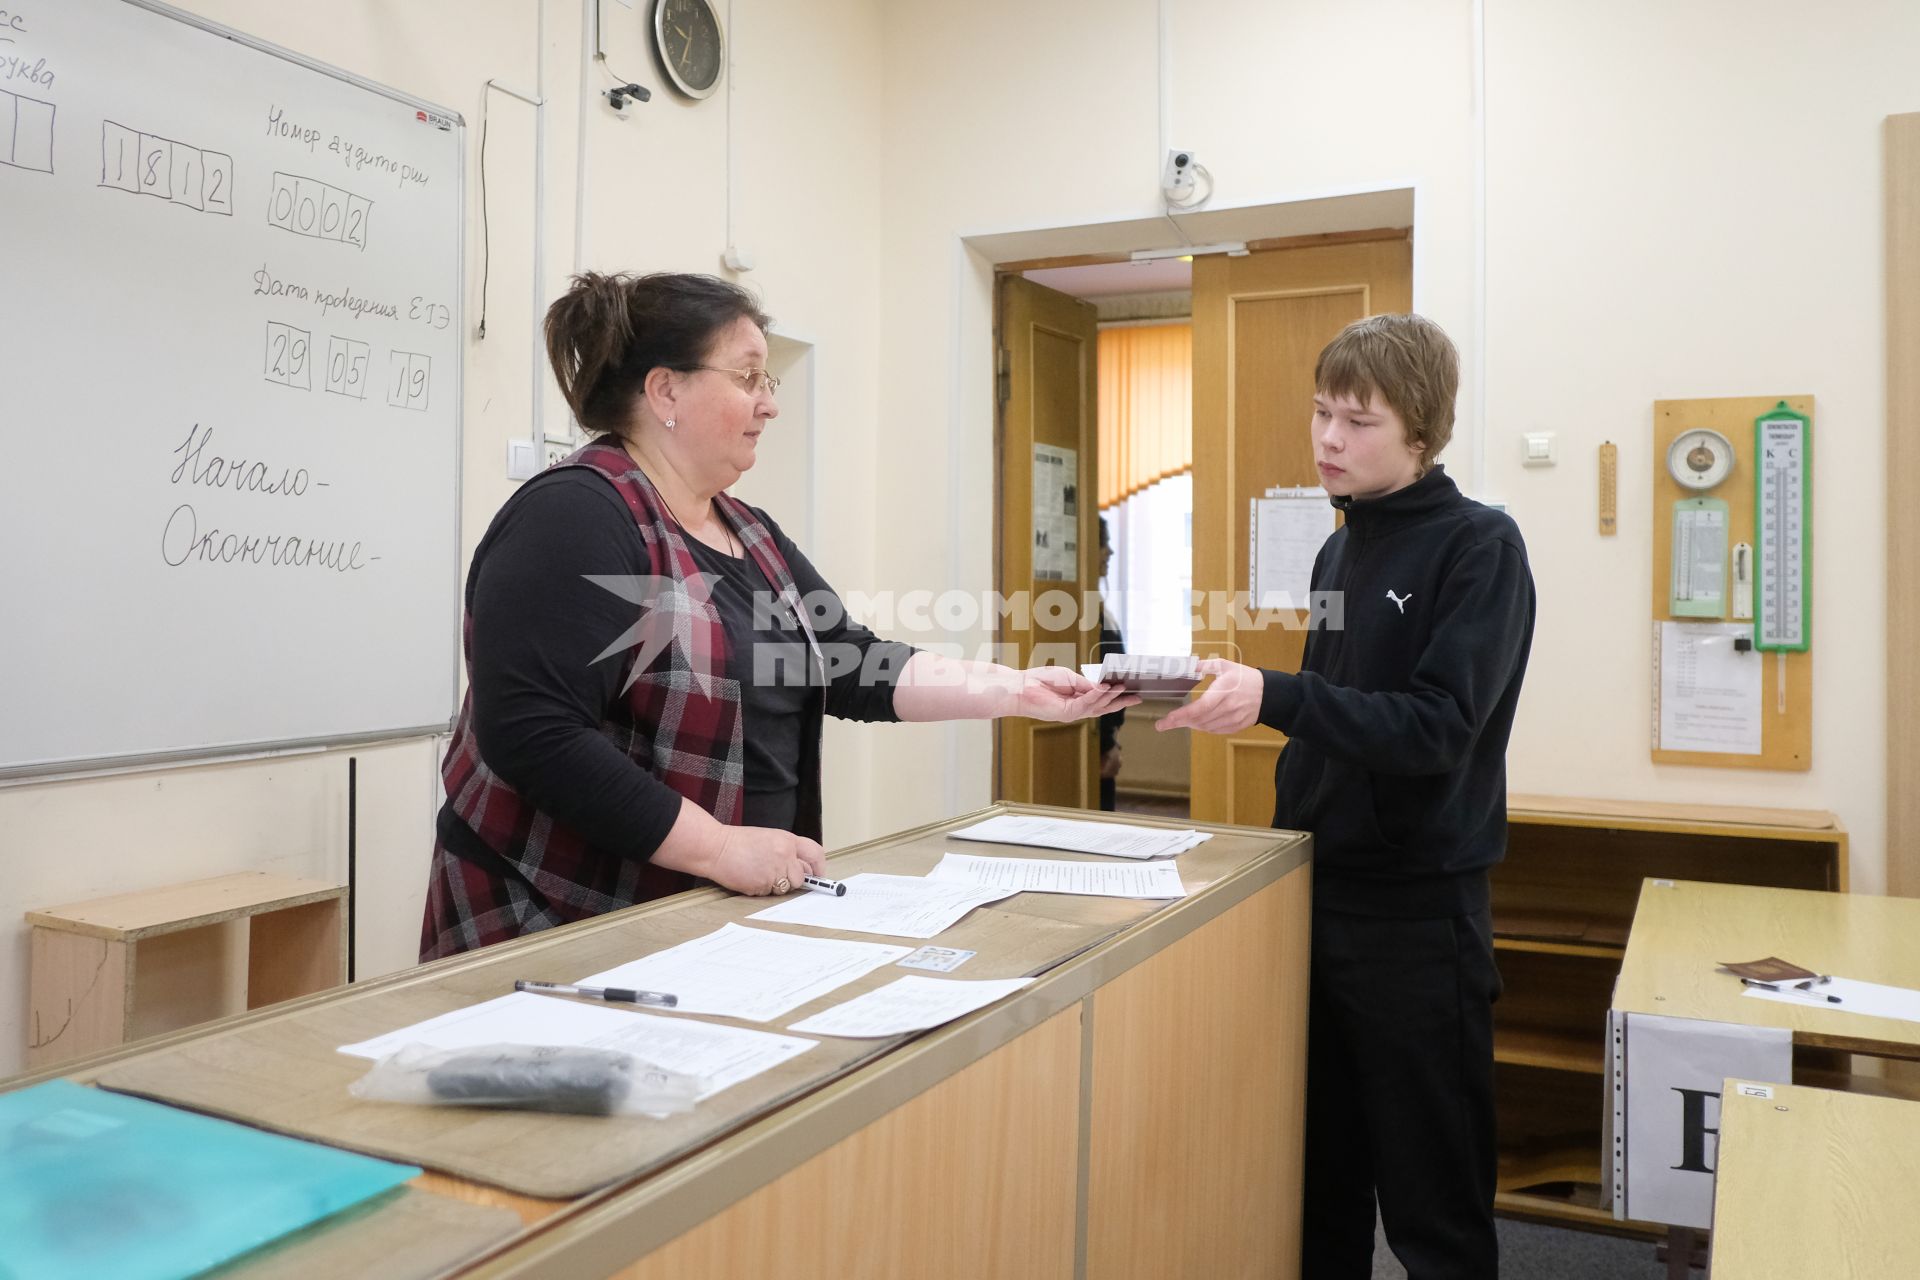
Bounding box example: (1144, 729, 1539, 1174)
(1112, 791, 1190, 820)
(1369, 1215, 1676, 1279)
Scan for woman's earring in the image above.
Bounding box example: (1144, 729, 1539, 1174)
(664, 418, 676, 431)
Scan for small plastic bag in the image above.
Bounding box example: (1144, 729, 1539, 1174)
(348, 1043, 702, 1117)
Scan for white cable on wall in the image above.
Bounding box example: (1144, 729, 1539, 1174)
(725, 0, 735, 261)
(1470, 0, 1489, 497)
(531, 0, 550, 443)
(1157, 0, 1171, 180)
(1155, 0, 1193, 244)
(574, 0, 593, 281)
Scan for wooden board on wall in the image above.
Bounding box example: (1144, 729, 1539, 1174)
(1888, 112, 1920, 899)
(1650, 396, 1813, 771)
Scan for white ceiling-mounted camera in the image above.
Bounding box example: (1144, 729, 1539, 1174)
(1162, 148, 1212, 210)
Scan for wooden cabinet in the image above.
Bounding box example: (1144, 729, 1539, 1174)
(1488, 795, 1846, 1235)
(26, 871, 345, 1069)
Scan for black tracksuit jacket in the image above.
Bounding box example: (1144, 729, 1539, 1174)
(1260, 465, 1536, 918)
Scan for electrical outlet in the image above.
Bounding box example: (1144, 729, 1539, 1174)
(543, 438, 572, 468)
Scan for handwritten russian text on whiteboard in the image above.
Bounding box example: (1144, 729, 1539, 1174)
(0, 0, 463, 775)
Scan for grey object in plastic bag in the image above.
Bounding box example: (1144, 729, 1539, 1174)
(349, 1043, 702, 1117)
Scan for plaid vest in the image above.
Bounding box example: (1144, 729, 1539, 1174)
(439, 438, 827, 920)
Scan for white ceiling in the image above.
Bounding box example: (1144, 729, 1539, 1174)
(1023, 258, 1192, 298)
(970, 187, 1415, 266)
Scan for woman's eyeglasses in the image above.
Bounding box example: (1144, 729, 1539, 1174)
(691, 365, 781, 395)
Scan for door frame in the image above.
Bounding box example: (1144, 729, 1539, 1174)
(971, 184, 1429, 803)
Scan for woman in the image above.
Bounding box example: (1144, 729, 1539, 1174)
(421, 272, 1130, 959)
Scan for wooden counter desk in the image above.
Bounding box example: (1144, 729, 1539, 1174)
(1, 804, 1312, 1280)
(1709, 1081, 1920, 1279)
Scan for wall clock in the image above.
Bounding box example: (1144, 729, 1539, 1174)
(653, 0, 725, 100)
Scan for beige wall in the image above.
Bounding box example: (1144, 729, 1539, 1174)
(867, 0, 1911, 896)
(871, 0, 1480, 831)
(3, 0, 1910, 1076)
(0, 0, 888, 1078)
(1483, 0, 1907, 891)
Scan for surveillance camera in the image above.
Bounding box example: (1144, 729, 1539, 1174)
(605, 82, 651, 112)
(1162, 149, 1197, 201)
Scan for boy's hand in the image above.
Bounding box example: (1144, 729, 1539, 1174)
(1156, 659, 1264, 735)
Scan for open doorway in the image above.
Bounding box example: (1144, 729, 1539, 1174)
(1021, 259, 1195, 821)
(984, 189, 1416, 823)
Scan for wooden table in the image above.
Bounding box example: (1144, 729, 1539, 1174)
(2, 805, 1312, 1280)
(1613, 880, 1920, 1276)
(1710, 1081, 1920, 1278)
(1615, 880, 1920, 1061)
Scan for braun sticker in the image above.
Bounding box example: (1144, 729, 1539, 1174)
(415, 109, 455, 131)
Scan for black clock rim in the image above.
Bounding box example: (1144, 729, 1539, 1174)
(653, 0, 725, 100)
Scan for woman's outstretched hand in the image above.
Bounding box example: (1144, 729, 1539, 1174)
(1015, 665, 1139, 723)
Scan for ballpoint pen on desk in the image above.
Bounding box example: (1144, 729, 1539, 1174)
(515, 979, 679, 1008)
(1740, 977, 1842, 1004)
(803, 875, 847, 897)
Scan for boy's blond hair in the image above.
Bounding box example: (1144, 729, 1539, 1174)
(1314, 314, 1458, 472)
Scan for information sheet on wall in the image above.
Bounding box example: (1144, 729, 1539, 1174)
(1031, 444, 1078, 582)
(0, 0, 464, 773)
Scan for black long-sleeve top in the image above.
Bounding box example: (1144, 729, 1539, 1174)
(453, 468, 915, 860)
(1260, 466, 1535, 918)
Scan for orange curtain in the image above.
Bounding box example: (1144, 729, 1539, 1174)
(1098, 322, 1192, 509)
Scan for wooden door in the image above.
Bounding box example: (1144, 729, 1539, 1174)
(997, 276, 1100, 807)
(1189, 237, 1412, 826)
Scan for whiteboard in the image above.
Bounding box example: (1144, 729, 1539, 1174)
(0, 0, 463, 777)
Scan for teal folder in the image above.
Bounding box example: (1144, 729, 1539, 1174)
(0, 1079, 420, 1280)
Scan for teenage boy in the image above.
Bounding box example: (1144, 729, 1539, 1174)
(1160, 313, 1535, 1278)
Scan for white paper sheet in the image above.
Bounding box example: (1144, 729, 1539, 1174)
(578, 923, 911, 1022)
(747, 873, 1015, 939)
(1741, 976, 1920, 1025)
(929, 853, 1187, 899)
(1656, 621, 1763, 754)
(1031, 443, 1079, 582)
(787, 976, 1035, 1038)
(1251, 491, 1333, 609)
(948, 813, 1209, 860)
(336, 992, 816, 1101)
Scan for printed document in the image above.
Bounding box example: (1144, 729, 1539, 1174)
(789, 976, 1034, 1038)
(949, 813, 1209, 859)
(930, 853, 1187, 899)
(748, 873, 1014, 938)
(578, 922, 910, 1022)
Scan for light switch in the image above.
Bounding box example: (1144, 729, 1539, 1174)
(1522, 432, 1556, 467)
(506, 439, 539, 481)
